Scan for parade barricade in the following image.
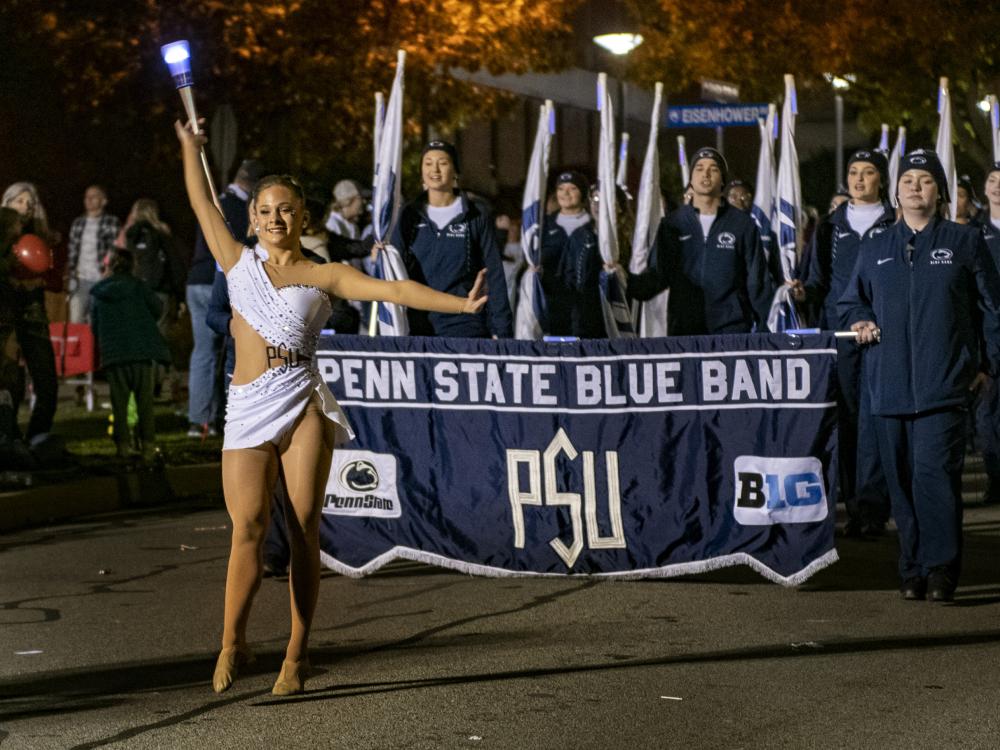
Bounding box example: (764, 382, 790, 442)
(316, 332, 839, 585)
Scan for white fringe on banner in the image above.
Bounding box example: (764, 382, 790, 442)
(320, 547, 839, 588)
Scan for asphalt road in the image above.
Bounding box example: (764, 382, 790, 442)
(1, 499, 999, 749)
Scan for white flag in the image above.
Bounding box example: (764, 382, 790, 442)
(935, 77, 958, 221)
(616, 132, 630, 189)
(515, 100, 554, 340)
(629, 82, 667, 338)
(370, 50, 409, 336)
(768, 74, 802, 332)
(373, 91, 384, 184)
(597, 73, 635, 338)
(887, 126, 906, 209)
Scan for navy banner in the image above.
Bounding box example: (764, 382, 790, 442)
(316, 333, 839, 585)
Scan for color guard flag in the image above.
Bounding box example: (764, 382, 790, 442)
(370, 50, 409, 336)
(878, 123, 890, 153)
(629, 82, 668, 338)
(597, 73, 635, 338)
(768, 75, 801, 332)
(990, 95, 1000, 162)
(887, 125, 906, 209)
(752, 103, 778, 262)
(515, 100, 554, 340)
(935, 77, 958, 221)
(616, 132, 630, 189)
(677, 135, 690, 190)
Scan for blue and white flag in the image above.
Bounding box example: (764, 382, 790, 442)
(515, 100, 554, 340)
(877, 123, 890, 153)
(752, 103, 778, 262)
(887, 125, 906, 209)
(990, 95, 1000, 162)
(629, 81, 668, 338)
(935, 77, 958, 221)
(316, 332, 839, 584)
(616, 132, 630, 189)
(677, 135, 690, 191)
(768, 75, 801, 332)
(370, 50, 409, 336)
(597, 73, 635, 338)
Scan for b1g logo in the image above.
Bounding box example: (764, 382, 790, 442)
(323, 450, 401, 518)
(733, 455, 828, 525)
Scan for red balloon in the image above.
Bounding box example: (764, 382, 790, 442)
(11, 234, 53, 278)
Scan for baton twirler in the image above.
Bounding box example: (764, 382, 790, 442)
(161, 40, 222, 212)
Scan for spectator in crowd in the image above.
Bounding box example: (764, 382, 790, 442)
(66, 185, 120, 323)
(186, 158, 266, 438)
(392, 140, 513, 338)
(975, 162, 1000, 504)
(955, 174, 979, 225)
(539, 171, 602, 338)
(626, 147, 773, 335)
(495, 212, 523, 312)
(125, 199, 183, 329)
(828, 189, 850, 215)
(0, 208, 26, 464)
(89, 248, 171, 460)
(795, 149, 896, 537)
(1, 182, 59, 441)
(325, 180, 364, 240)
(840, 149, 1000, 602)
(724, 179, 753, 212)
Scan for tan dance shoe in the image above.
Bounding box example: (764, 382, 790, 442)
(212, 646, 254, 693)
(271, 658, 310, 696)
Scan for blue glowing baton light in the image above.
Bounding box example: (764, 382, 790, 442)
(161, 40, 193, 88)
(161, 40, 221, 209)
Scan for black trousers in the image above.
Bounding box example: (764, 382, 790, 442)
(106, 361, 155, 448)
(14, 289, 57, 439)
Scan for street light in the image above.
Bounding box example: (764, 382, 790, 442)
(592, 33, 643, 56)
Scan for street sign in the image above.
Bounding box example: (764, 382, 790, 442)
(666, 103, 770, 128)
(701, 79, 740, 103)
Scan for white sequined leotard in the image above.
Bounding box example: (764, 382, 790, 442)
(223, 244, 354, 450)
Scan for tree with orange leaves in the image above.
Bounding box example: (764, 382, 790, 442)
(7, 0, 582, 182)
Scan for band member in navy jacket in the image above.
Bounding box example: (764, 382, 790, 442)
(539, 170, 603, 338)
(795, 150, 896, 537)
(393, 141, 513, 338)
(975, 162, 1000, 504)
(839, 149, 1000, 603)
(626, 147, 773, 335)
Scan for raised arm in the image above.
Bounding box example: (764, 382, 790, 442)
(321, 262, 487, 315)
(174, 121, 243, 272)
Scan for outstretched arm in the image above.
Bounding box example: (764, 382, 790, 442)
(174, 120, 243, 272)
(322, 262, 487, 315)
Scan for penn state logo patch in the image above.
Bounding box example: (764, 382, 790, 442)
(717, 232, 736, 248)
(930, 248, 953, 265)
(340, 460, 379, 492)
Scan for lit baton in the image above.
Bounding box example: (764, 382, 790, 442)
(161, 40, 222, 212)
(786, 327, 881, 342)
